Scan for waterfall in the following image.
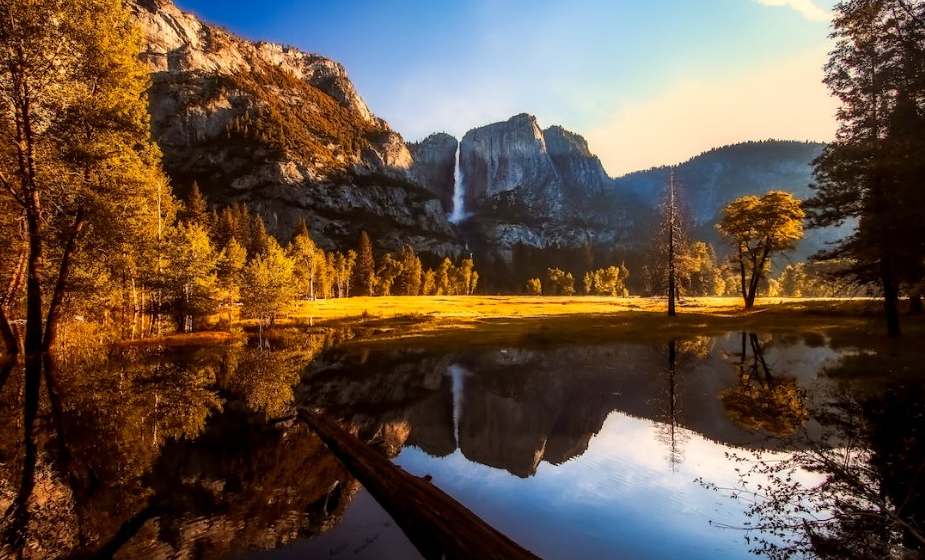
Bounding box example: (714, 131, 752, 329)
(447, 364, 466, 446)
(449, 142, 466, 223)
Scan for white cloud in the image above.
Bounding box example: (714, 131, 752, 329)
(585, 48, 839, 176)
(752, 0, 832, 22)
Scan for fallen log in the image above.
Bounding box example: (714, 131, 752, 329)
(298, 408, 544, 560)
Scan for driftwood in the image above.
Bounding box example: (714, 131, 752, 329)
(298, 409, 544, 560)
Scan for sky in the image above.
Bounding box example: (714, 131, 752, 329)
(174, 0, 841, 176)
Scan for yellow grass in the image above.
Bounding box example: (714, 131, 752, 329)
(291, 295, 880, 322)
(280, 295, 909, 351)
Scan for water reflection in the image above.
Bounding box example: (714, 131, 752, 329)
(721, 333, 809, 436)
(707, 382, 925, 559)
(0, 329, 921, 560)
(0, 330, 347, 559)
(298, 335, 816, 481)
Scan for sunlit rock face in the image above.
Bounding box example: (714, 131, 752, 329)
(450, 114, 635, 258)
(460, 114, 564, 214)
(126, 0, 461, 256)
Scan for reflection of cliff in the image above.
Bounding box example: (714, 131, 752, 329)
(304, 335, 832, 480)
(456, 359, 618, 477)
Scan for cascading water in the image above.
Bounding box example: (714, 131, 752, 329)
(447, 364, 466, 445)
(449, 142, 466, 224)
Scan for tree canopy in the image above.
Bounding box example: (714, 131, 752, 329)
(717, 191, 804, 308)
(806, 0, 925, 336)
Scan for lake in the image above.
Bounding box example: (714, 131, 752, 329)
(0, 328, 922, 559)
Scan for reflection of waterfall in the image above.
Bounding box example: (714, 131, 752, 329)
(447, 364, 467, 445)
(449, 143, 466, 224)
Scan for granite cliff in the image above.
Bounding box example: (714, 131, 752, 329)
(128, 0, 460, 255)
(454, 114, 636, 258)
(408, 132, 458, 214)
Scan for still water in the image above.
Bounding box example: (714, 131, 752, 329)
(0, 330, 922, 559)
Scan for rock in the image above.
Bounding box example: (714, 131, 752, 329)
(408, 133, 458, 214)
(460, 113, 564, 215)
(127, 0, 461, 256)
(543, 125, 611, 197)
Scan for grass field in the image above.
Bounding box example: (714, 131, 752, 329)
(279, 295, 916, 351)
(291, 295, 880, 322)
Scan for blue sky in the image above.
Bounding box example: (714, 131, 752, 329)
(175, 0, 839, 175)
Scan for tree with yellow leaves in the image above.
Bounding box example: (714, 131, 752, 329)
(1, 0, 170, 350)
(717, 191, 804, 308)
(241, 239, 297, 346)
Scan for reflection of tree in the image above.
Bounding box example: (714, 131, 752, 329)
(656, 341, 685, 471)
(704, 384, 925, 559)
(655, 339, 707, 471)
(1, 346, 223, 558)
(0, 328, 343, 559)
(721, 333, 807, 436)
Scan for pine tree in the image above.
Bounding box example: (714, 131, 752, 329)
(806, 0, 925, 336)
(422, 269, 437, 295)
(249, 215, 271, 258)
(397, 246, 423, 296)
(666, 170, 681, 316)
(354, 231, 376, 296)
(180, 181, 209, 227)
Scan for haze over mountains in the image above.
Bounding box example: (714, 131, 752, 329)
(131, 0, 838, 265)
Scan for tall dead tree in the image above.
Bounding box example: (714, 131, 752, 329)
(666, 169, 682, 316)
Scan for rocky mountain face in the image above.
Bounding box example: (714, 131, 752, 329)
(128, 0, 460, 255)
(412, 116, 835, 264)
(408, 132, 458, 214)
(454, 114, 636, 257)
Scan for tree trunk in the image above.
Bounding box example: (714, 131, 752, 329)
(909, 289, 923, 315)
(737, 245, 748, 305)
(1, 242, 27, 357)
(43, 206, 85, 350)
(0, 306, 18, 358)
(881, 258, 901, 337)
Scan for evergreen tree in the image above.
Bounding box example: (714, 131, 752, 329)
(179, 181, 209, 227)
(354, 231, 376, 296)
(248, 215, 271, 258)
(396, 246, 423, 296)
(806, 0, 925, 336)
(422, 269, 437, 295)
